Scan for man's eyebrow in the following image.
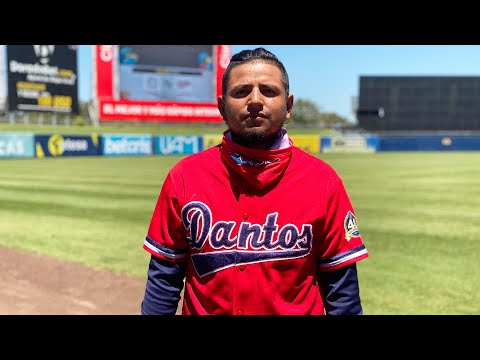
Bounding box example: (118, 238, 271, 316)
(230, 83, 252, 90)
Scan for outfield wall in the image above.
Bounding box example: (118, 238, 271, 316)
(3, 133, 480, 158)
(378, 135, 480, 151)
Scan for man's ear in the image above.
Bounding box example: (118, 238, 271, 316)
(285, 94, 294, 120)
(217, 96, 225, 118)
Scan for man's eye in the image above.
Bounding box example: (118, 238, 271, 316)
(261, 87, 277, 96)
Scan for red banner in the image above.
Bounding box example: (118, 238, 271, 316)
(95, 45, 114, 99)
(216, 45, 231, 99)
(98, 99, 221, 122)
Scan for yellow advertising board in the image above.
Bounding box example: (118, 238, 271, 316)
(289, 135, 320, 154)
(203, 134, 223, 149)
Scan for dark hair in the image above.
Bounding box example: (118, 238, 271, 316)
(221, 47, 289, 98)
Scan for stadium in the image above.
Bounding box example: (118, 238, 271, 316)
(0, 45, 478, 315)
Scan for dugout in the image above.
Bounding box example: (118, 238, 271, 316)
(356, 76, 480, 131)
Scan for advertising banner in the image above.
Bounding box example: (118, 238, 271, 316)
(321, 136, 377, 153)
(154, 135, 202, 155)
(95, 45, 114, 99)
(99, 100, 221, 122)
(289, 135, 321, 154)
(102, 134, 153, 156)
(7, 45, 78, 114)
(202, 134, 223, 149)
(0, 132, 35, 158)
(35, 134, 100, 157)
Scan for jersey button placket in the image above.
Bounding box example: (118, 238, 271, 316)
(234, 209, 249, 315)
(240, 212, 248, 274)
(239, 213, 248, 273)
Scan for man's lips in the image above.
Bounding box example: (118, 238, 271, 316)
(244, 113, 267, 120)
(244, 117, 265, 127)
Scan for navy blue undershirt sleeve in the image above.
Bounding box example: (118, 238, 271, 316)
(319, 263, 363, 315)
(141, 255, 186, 315)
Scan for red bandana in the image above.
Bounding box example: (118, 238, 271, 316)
(219, 131, 293, 190)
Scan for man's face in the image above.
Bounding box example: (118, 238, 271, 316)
(218, 61, 294, 149)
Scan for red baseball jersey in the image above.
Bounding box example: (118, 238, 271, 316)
(144, 134, 368, 315)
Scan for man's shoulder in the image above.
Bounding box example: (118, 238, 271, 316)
(172, 145, 221, 170)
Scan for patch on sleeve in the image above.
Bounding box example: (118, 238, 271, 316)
(344, 211, 361, 241)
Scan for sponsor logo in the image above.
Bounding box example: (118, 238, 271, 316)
(99, 45, 113, 62)
(33, 45, 55, 65)
(47, 134, 88, 156)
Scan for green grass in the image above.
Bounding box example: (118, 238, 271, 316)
(321, 152, 480, 314)
(0, 156, 182, 277)
(1, 123, 478, 314)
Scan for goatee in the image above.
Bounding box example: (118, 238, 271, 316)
(231, 130, 281, 149)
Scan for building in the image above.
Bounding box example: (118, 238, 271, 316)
(356, 76, 480, 131)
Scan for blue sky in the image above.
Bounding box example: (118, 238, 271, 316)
(78, 45, 480, 123)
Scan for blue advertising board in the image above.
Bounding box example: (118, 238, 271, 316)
(102, 134, 153, 156)
(154, 135, 202, 155)
(35, 134, 100, 157)
(378, 135, 480, 151)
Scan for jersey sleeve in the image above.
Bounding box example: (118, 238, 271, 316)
(143, 172, 188, 263)
(317, 173, 368, 272)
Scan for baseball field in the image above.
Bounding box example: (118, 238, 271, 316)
(1, 123, 479, 314)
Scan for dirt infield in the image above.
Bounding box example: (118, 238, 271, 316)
(0, 245, 183, 315)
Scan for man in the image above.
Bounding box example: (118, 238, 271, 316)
(141, 47, 368, 315)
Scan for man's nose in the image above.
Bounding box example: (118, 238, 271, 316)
(248, 87, 263, 105)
